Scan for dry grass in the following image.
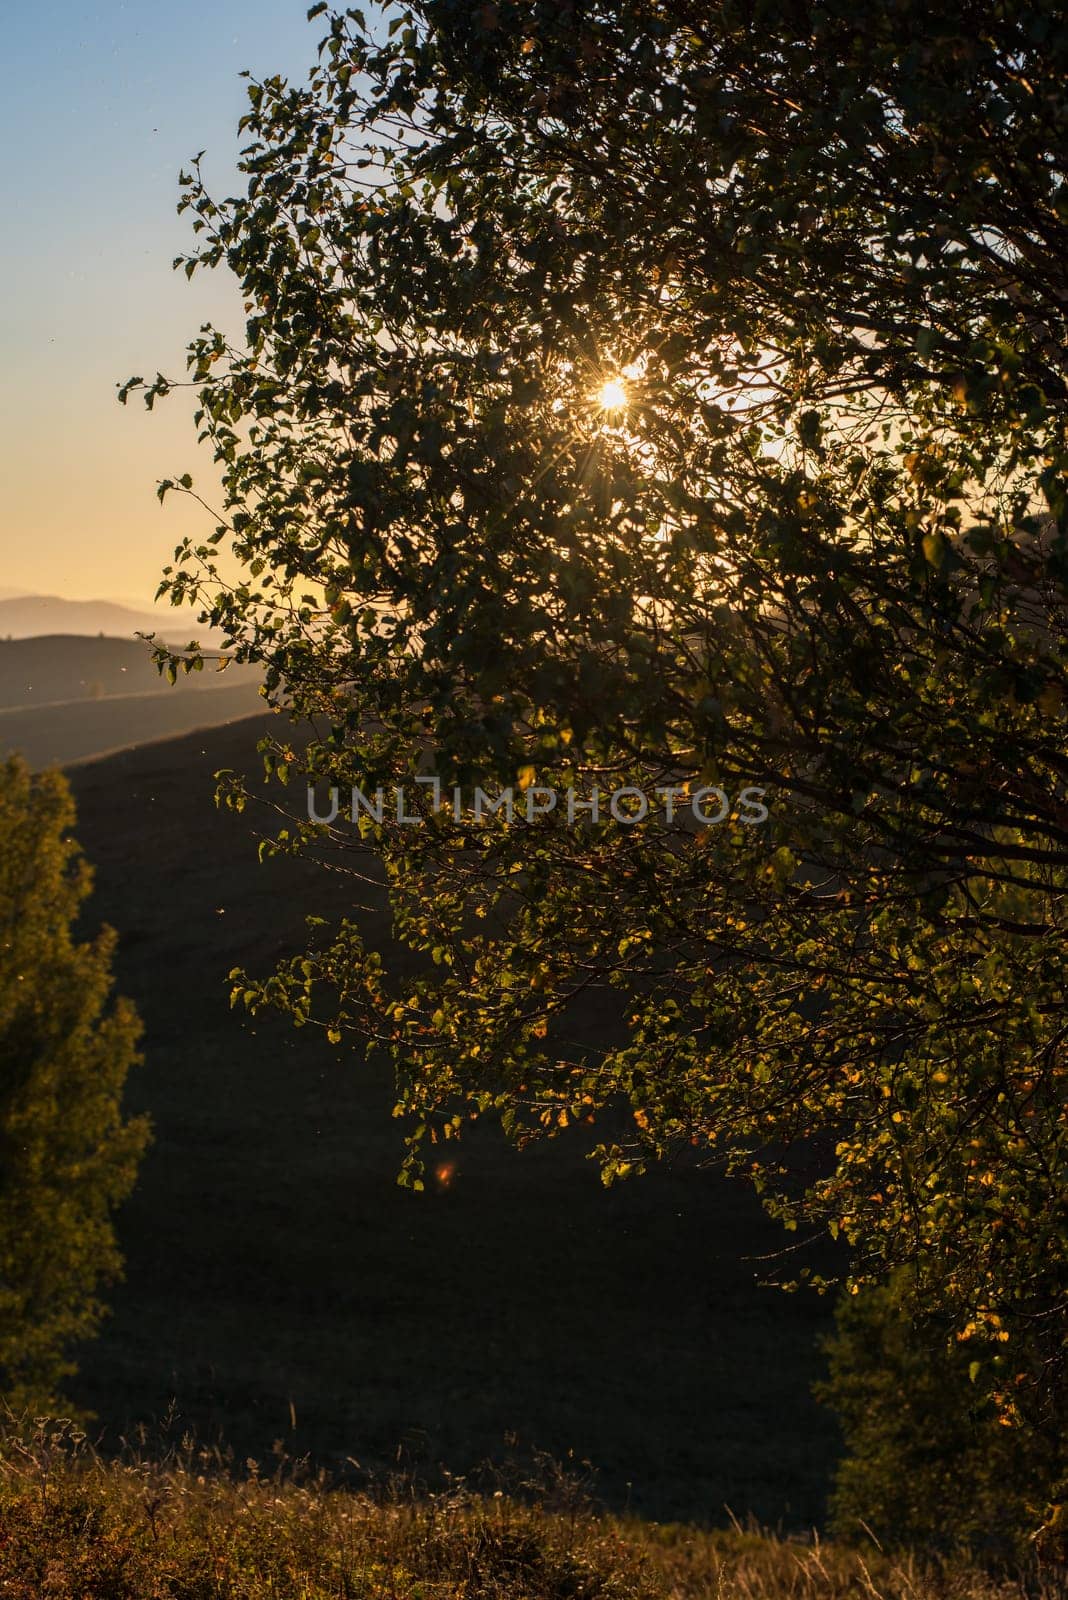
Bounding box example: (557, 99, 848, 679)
(0, 1418, 1056, 1600)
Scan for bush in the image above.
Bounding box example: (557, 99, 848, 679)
(0, 756, 149, 1410)
(817, 1272, 1055, 1564)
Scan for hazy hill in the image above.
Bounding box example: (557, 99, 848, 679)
(0, 634, 265, 768)
(64, 715, 841, 1527)
(0, 593, 219, 642)
(0, 634, 260, 711)
(0, 681, 267, 770)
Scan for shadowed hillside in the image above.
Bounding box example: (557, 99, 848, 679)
(65, 715, 841, 1528)
(0, 681, 266, 770)
(0, 635, 259, 710)
(0, 635, 264, 767)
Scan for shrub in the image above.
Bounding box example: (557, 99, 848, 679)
(0, 756, 149, 1410)
(817, 1272, 1055, 1564)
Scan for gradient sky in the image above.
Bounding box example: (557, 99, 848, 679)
(1, 2, 326, 607)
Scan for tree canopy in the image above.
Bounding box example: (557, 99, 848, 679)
(0, 758, 148, 1411)
(123, 0, 1068, 1541)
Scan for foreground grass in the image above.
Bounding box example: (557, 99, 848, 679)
(0, 1422, 1047, 1600)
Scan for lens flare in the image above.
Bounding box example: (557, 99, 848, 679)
(597, 378, 628, 410)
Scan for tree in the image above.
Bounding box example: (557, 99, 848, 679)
(122, 0, 1067, 1538)
(817, 1271, 1053, 1562)
(0, 757, 148, 1411)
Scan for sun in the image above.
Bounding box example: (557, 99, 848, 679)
(596, 377, 628, 411)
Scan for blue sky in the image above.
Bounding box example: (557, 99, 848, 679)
(1, 1, 324, 605)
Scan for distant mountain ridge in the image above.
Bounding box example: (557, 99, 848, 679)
(0, 593, 220, 642)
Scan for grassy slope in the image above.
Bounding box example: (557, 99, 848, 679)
(65, 715, 841, 1529)
(0, 1431, 1027, 1600)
